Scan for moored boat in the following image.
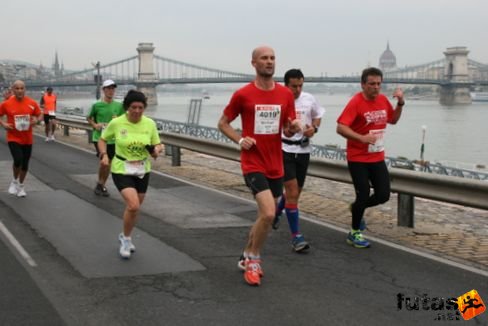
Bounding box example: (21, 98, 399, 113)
(470, 92, 488, 102)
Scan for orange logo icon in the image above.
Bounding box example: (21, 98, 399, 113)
(457, 290, 485, 321)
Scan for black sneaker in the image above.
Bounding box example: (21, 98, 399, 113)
(94, 183, 109, 197)
(272, 212, 283, 230)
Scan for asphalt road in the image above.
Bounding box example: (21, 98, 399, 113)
(0, 133, 486, 326)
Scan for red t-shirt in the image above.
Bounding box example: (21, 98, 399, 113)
(41, 93, 57, 114)
(0, 96, 41, 145)
(337, 92, 394, 162)
(223, 82, 296, 178)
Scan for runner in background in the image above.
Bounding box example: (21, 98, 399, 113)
(0, 80, 42, 197)
(2, 87, 12, 101)
(86, 79, 124, 197)
(337, 67, 405, 248)
(273, 69, 325, 253)
(40, 87, 57, 141)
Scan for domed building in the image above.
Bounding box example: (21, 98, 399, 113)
(379, 42, 397, 71)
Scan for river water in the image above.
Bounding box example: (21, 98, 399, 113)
(58, 86, 488, 167)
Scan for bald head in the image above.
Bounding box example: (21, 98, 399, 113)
(251, 46, 276, 79)
(12, 80, 25, 88)
(252, 46, 274, 60)
(12, 80, 26, 100)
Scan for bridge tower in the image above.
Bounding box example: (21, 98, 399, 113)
(439, 47, 472, 105)
(136, 43, 158, 105)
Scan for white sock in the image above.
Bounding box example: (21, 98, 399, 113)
(122, 234, 131, 240)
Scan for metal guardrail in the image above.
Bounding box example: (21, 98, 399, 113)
(160, 132, 488, 210)
(56, 114, 488, 181)
(55, 115, 488, 227)
(153, 117, 488, 181)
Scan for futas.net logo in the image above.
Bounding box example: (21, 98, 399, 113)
(457, 290, 486, 321)
(397, 290, 486, 321)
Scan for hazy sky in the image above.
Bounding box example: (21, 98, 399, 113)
(1, 0, 486, 76)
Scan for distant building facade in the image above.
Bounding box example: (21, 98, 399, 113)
(379, 41, 397, 71)
(53, 51, 64, 77)
(0, 50, 65, 86)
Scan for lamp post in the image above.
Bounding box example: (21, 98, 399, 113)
(420, 125, 427, 167)
(92, 61, 101, 100)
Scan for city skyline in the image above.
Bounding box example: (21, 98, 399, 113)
(0, 0, 486, 76)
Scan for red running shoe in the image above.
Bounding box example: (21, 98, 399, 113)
(244, 259, 262, 286)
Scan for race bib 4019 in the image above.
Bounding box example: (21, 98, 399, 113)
(254, 105, 281, 135)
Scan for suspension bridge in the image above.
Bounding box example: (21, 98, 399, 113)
(24, 43, 488, 105)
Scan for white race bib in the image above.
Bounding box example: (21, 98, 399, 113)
(124, 160, 145, 176)
(48, 110, 55, 116)
(368, 129, 385, 153)
(254, 105, 281, 135)
(14, 115, 30, 131)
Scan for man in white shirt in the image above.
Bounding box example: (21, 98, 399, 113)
(273, 69, 325, 252)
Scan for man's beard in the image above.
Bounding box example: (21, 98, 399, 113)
(258, 69, 274, 78)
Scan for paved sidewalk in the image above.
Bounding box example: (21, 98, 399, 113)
(41, 126, 488, 271)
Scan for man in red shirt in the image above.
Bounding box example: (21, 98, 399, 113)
(337, 67, 404, 248)
(40, 87, 57, 141)
(218, 46, 301, 286)
(0, 80, 42, 197)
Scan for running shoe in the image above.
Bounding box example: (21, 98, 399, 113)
(291, 234, 310, 253)
(119, 233, 135, 252)
(237, 254, 246, 271)
(118, 234, 131, 259)
(346, 231, 371, 248)
(272, 212, 283, 230)
(244, 259, 262, 286)
(94, 183, 109, 197)
(238, 254, 263, 277)
(16, 184, 26, 198)
(349, 203, 366, 231)
(359, 218, 367, 231)
(50, 135, 56, 141)
(8, 180, 18, 195)
(45, 137, 50, 142)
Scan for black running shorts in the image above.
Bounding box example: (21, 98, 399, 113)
(243, 172, 283, 198)
(112, 173, 150, 193)
(283, 151, 310, 188)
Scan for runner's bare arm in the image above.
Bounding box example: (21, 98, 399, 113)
(283, 118, 302, 137)
(98, 138, 110, 167)
(390, 87, 405, 124)
(337, 123, 376, 144)
(218, 114, 256, 149)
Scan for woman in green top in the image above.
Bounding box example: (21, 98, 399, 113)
(98, 90, 162, 259)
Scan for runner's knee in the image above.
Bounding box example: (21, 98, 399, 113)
(126, 202, 140, 213)
(259, 209, 276, 224)
(376, 191, 390, 204)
